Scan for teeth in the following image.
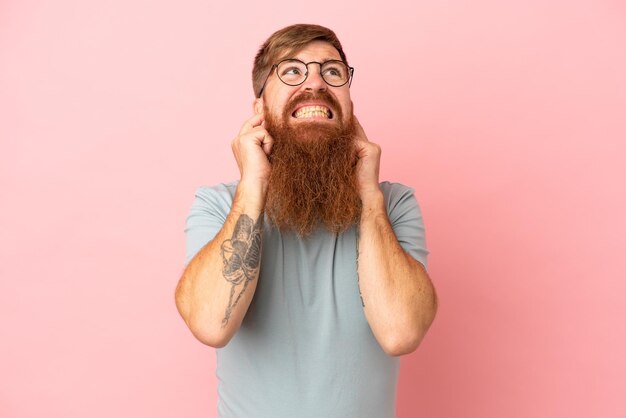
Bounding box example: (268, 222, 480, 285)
(294, 105, 331, 119)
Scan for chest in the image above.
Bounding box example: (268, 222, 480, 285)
(245, 226, 368, 335)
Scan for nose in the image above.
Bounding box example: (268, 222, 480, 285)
(302, 63, 327, 91)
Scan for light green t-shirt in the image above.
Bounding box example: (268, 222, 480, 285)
(185, 181, 429, 418)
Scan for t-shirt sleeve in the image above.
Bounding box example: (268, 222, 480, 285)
(381, 182, 430, 270)
(184, 183, 236, 266)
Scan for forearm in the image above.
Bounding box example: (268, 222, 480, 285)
(357, 190, 437, 356)
(175, 183, 264, 347)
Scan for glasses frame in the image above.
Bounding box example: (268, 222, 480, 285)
(257, 59, 355, 98)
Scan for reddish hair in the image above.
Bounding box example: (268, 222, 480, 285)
(252, 24, 348, 98)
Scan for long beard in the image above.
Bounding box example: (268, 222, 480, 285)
(263, 94, 361, 237)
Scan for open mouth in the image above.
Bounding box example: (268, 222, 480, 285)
(292, 105, 333, 120)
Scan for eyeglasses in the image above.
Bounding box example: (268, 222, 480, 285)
(257, 59, 354, 98)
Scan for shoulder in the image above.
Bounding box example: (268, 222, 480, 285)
(378, 180, 426, 228)
(379, 181, 419, 211)
(379, 181, 429, 268)
(195, 180, 239, 198)
(186, 181, 239, 225)
(379, 181, 415, 198)
(193, 181, 239, 207)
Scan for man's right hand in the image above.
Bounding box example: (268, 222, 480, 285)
(175, 113, 273, 347)
(231, 113, 274, 209)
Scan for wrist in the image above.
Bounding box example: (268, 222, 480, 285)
(359, 188, 385, 219)
(234, 180, 267, 216)
(360, 184, 384, 205)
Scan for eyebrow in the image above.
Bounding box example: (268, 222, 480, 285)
(289, 57, 342, 63)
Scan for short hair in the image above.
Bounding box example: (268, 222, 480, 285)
(252, 24, 349, 98)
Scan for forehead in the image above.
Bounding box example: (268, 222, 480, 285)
(281, 40, 342, 62)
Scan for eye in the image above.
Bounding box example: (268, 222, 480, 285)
(281, 66, 304, 76)
(322, 63, 345, 79)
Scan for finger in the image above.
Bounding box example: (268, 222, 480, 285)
(240, 126, 273, 154)
(353, 115, 369, 142)
(353, 139, 368, 158)
(261, 133, 273, 155)
(239, 113, 265, 134)
(240, 126, 269, 144)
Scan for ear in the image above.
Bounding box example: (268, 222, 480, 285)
(253, 98, 264, 115)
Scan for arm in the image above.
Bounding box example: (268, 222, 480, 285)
(175, 113, 273, 347)
(354, 118, 438, 357)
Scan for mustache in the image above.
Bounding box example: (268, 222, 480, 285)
(285, 91, 342, 118)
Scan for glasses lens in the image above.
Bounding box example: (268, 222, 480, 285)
(321, 61, 350, 86)
(276, 60, 308, 86)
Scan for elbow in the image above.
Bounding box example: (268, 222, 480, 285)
(380, 308, 438, 357)
(174, 283, 235, 348)
(191, 327, 231, 348)
(187, 314, 236, 348)
(380, 331, 424, 357)
(379, 264, 439, 357)
(175, 299, 234, 349)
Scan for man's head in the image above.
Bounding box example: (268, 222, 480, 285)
(253, 24, 354, 127)
(252, 24, 361, 236)
(252, 24, 349, 98)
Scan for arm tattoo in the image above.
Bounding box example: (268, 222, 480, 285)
(220, 214, 263, 327)
(356, 226, 365, 307)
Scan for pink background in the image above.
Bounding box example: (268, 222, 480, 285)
(2, 1, 625, 417)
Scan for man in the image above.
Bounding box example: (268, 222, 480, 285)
(175, 24, 437, 418)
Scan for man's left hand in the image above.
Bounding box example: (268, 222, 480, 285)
(354, 116, 382, 201)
